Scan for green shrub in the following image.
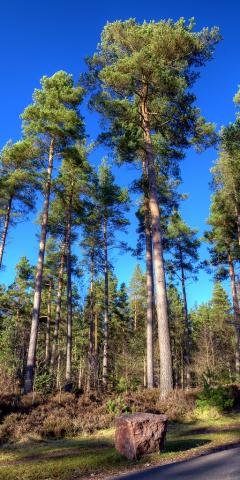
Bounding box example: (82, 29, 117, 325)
(196, 384, 234, 413)
(106, 396, 130, 415)
(34, 372, 51, 395)
(116, 377, 127, 393)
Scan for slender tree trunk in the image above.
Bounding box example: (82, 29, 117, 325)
(179, 246, 191, 388)
(45, 278, 52, 365)
(142, 158, 154, 388)
(102, 215, 109, 389)
(228, 253, 240, 379)
(50, 235, 66, 375)
(143, 357, 147, 388)
(94, 310, 98, 355)
(88, 251, 95, 390)
(134, 297, 137, 330)
(140, 95, 172, 398)
(94, 310, 99, 386)
(24, 137, 55, 393)
(0, 196, 13, 270)
(65, 190, 73, 388)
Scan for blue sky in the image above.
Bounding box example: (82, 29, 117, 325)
(0, 0, 239, 307)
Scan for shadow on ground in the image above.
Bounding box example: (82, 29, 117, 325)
(165, 438, 210, 453)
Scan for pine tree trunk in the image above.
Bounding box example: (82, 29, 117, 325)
(179, 246, 191, 388)
(45, 278, 52, 364)
(228, 253, 240, 379)
(88, 251, 95, 390)
(24, 137, 55, 393)
(134, 298, 137, 330)
(94, 310, 99, 386)
(50, 235, 66, 375)
(142, 158, 154, 389)
(94, 311, 98, 355)
(102, 215, 109, 389)
(145, 213, 154, 389)
(0, 196, 13, 270)
(140, 96, 173, 398)
(65, 191, 73, 388)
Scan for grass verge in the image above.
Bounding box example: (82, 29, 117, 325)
(0, 414, 240, 479)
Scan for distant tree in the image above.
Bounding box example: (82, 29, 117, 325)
(212, 118, 240, 246)
(0, 257, 34, 389)
(206, 191, 240, 378)
(80, 202, 103, 390)
(168, 285, 185, 387)
(56, 143, 91, 389)
(129, 265, 146, 332)
(167, 210, 200, 387)
(191, 283, 235, 384)
(95, 160, 129, 388)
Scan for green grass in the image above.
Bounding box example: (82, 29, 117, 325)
(1, 414, 240, 480)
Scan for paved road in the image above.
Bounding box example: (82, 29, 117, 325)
(114, 446, 240, 479)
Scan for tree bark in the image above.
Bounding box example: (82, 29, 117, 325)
(65, 190, 73, 388)
(45, 278, 52, 365)
(179, 245, 191, 388)
(228, 252, 240, 379)
(102, 215, 109, 389)
(24, 137, 55, 393)
(94, 310, 98, 355)
(142, 157, 154, 389)
(134, 297, 137, 331)
(0, 196, 13, 270)
(88, 251, 95, 390)
(50, 235, 66, 375)
(94, 309, 99, 387)
(140, 95, 173, 398)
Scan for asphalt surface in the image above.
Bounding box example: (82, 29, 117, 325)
(114, 446, 240, 479)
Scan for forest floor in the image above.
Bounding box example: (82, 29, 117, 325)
(0, 413, 240, 480)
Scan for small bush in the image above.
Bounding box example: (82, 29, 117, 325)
(0, 413, 20, 443)
(40, 413, 73, 438)
(116, 377, 127, 393)
(34, 372, 51, 395)
(106, 396, 130, 415)
(195, 384, 235, 415)
(155, 389, 196, 421)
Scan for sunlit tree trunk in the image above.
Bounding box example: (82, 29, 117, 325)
(142, 157, 154, 389)
(102, 214, 109, 389)
(88, 251, 95, 390)
(0, 196, 13, 270)
(50, 235, 66, 376)
(228, 252, 240, 379)
(179, 246, 191, 388)
(24, 137, 55, 394)
(140, 93, 172, 399)
(65, 189, 73, 388)
(45, 278, 52, 364)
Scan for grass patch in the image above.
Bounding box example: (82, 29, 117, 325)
(0, 415, 240, 479)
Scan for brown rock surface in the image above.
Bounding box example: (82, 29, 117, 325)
(115, 412, 168, 460)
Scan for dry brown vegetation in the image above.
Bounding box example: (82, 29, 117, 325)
(0, 388, 208, 444)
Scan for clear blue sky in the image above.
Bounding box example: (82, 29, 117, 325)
(0, 0, 239, 307)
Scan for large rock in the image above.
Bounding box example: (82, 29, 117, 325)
(115, 412, 168, 460)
